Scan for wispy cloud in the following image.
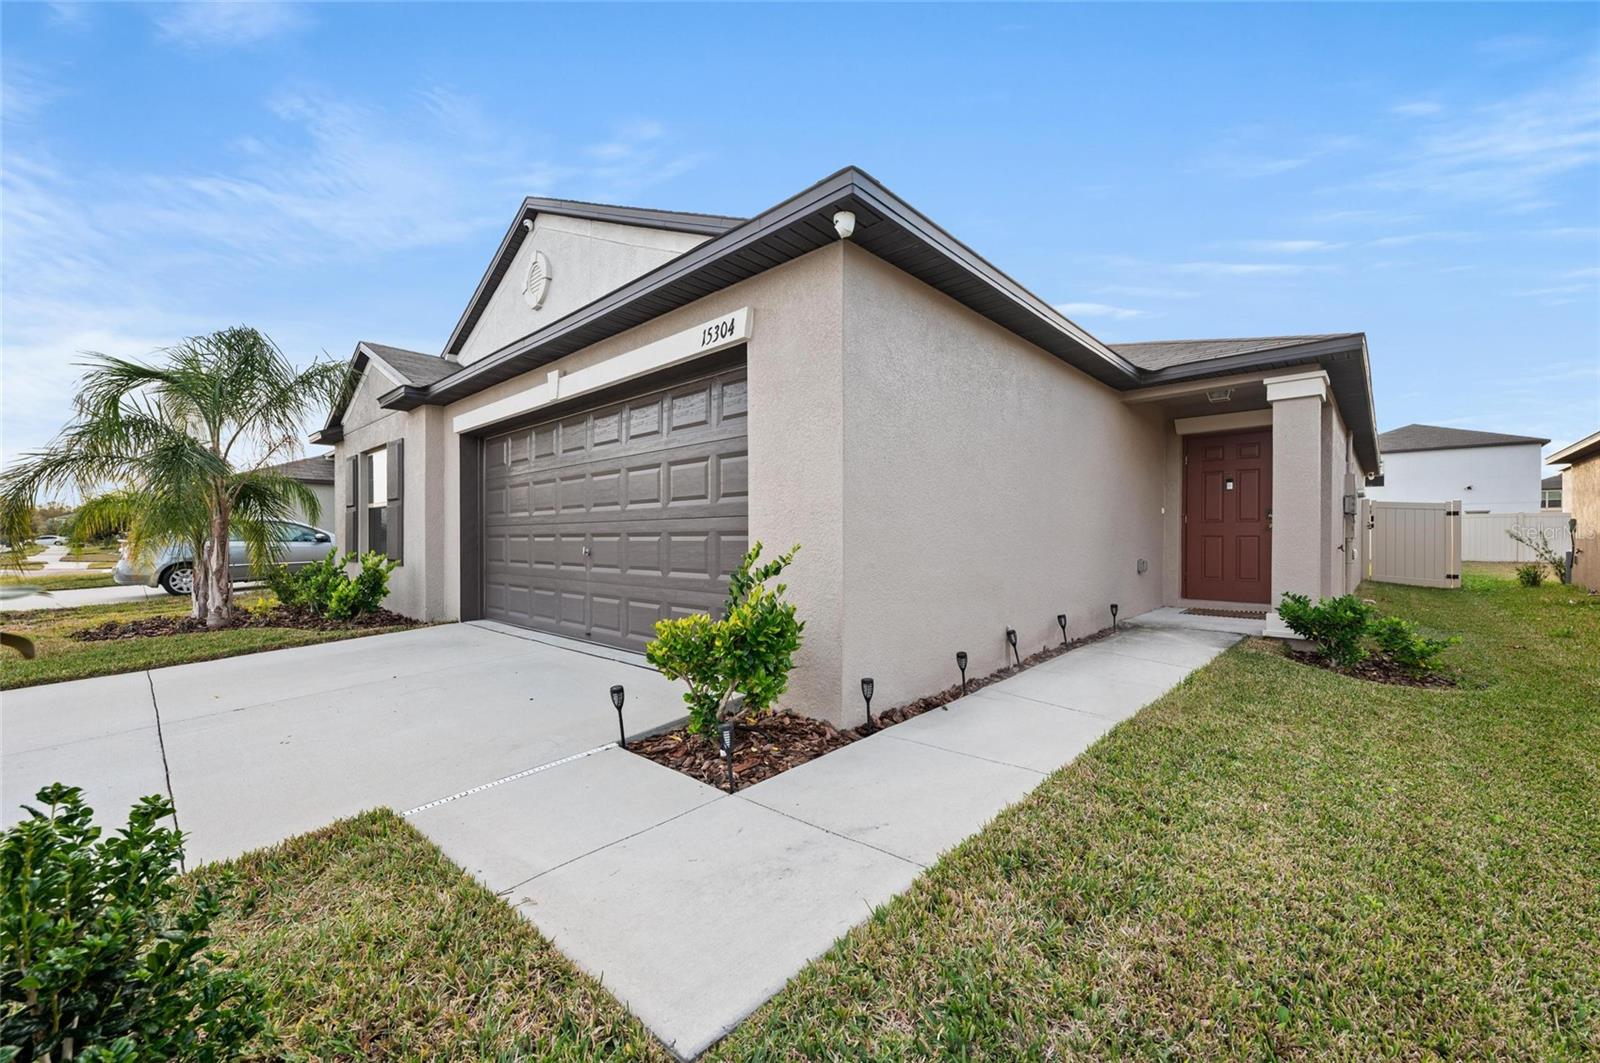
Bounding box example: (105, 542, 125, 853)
(1172, 261, 1321, 277)
(1238, 239, 1347, 254)
(1364, 63, 1600, 212)
(1197, 132, 1360, 179)
(152, 2, 309, 48)
(1391, 100, 1444, 118)
(1054, 302, 1148, 321)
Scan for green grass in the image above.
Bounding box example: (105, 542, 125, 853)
(707, 572, 1600, 1060)
(61, 545, 121, 564)
(0, 593, 414, 690)
(189, 810, 669, 1062)
(0, 570, 118, 591)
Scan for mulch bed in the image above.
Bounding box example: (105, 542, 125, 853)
(630, 625, 1119, 789)
(70, 605, 418, 642)
(1284, 648, 1456, 689)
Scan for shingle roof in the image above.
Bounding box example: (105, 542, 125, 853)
(360, 342, 457, 386)
(1378, 424, 1550, 453)
(264, 452, 335, 483)
(1110, 334, 1360, 372)
(1542, 474, 1563, 489)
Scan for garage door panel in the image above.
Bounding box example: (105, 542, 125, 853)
(481, 365, 747, 649)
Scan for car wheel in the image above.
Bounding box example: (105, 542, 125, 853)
(160, 563, 194, 596)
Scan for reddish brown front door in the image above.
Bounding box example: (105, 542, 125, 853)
(1183, 429, 1272, 603)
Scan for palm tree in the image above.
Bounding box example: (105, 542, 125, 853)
(0, 327, 349, 628)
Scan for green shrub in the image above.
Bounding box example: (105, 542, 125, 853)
(266, 551, 396, 619)
(327, 552, 398, 620)
(0, 784, 267, 1061)
(1515, 562, 1545, 587)
(1369, 615, 1458, 675)
(646, 542, 804, 738)
(1277, 592, 1375, 666)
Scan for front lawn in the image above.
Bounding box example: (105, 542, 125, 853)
(188, 810, 669, 1061)
(0, 570, 118, 591)
(0, 593, 415, 689)
(710, 571, 1599, 1059)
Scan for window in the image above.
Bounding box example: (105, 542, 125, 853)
(1542, 488, 1562, 510)
(364, 448, 389, 556)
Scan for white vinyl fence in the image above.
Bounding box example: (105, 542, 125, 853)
(1365, 500, 1462, 589)
(1461, 511, 1573, 562)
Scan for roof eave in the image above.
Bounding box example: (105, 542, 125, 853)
(1546, 429, 1600, 466)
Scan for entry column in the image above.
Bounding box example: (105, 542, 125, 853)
(1264, 370, 1330, 638)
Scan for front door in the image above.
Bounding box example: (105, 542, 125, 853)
(1183, 429, 1272, 603)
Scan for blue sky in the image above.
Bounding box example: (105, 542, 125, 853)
(3, 2, 1597, 477)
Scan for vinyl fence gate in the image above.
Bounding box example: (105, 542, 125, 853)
(1365, 499, 1462, 589)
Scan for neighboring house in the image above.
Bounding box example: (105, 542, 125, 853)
(1541, 474, 1564, 511)
(1365, 424, 1548, 513)
(1547, 429, 1600, 591)
(263, 453, 337, 531)
(311, 167, 1380, 726)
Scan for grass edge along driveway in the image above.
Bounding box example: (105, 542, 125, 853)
(0, 594, 415, 690)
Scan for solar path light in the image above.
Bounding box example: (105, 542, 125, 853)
(861, 677, 876, 732)
(610, 685, 626, 749)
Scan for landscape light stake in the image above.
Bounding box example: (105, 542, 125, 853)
(955, 651, 968, 702)
(610, 685, 627, 749)
(1110, 603, 1119, 632)
(1005, 628, 1020, 666)
(861, 677, 876, 732)
(719, 720, 736, 793)
(1057, 613, 1068, 646)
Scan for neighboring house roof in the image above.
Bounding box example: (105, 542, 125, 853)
(1543, 474, 1564, 490)
(315, 167, 1380, 470)
(1548, 429, 1600, 467)
(264, 453, 335, 484)
(1378, 424, 1550, 453)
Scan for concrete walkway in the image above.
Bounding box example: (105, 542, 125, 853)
(410, 621, 1240, 1058)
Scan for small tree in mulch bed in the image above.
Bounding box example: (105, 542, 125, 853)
(644, 542, 803, 741)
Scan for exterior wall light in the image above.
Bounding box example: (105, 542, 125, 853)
(1005, 628, 1020, 666)
(718, 720, 736, 793)
(955, 651, 968, 700)
(861, 676, 876, 732)
(1110, 603, 1119, 631)
(1057, 613, 1068, 645)
(833, 210, 856, 239)
(610, 684, 626, 748)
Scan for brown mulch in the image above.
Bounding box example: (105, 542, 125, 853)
(1284, 648, 1457, 688)
(629, 625, 1120, 789)
(70, 605, 418, 641)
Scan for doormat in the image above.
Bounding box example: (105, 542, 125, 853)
(1182, 607, 1268, 620)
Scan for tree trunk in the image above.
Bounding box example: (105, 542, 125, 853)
(203, 494, 232, 629)
(190, 536, 209, 621)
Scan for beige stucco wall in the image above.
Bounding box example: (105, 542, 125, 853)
(833, 244, 1167, 724)
(1569, 455, 1600, 536)
(455, 215, 709, 365)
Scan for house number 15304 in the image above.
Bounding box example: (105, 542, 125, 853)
(700, 317, 737, 348)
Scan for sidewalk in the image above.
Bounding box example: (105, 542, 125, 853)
(411, 620, 1241, 1058)
(0, 584, 161, 611)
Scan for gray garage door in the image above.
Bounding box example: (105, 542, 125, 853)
(481, 365, 748, 650)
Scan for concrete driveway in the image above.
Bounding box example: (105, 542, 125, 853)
(1, 621, 687, 865)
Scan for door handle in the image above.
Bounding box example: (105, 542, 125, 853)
(583, 545, 591, 557)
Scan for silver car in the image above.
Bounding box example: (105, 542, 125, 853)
(113, 519, 336, 596)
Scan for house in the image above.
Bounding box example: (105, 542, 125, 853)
(1542, 474, 1564, 511)
(1547, 429, 1600, 591)
(1365, 424, 1549, 513)
(262, 452, 337, 531)
(311, 167, 1380, 726)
